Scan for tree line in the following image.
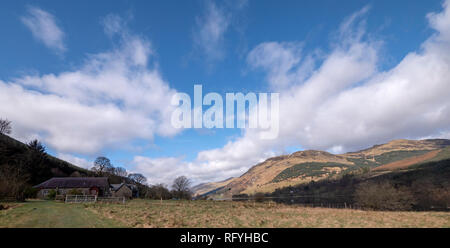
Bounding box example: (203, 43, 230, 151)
(90, 155, 193, 200)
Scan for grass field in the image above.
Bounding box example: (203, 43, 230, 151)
(0, 200, 124, 228)
(1, 199, 449, 228)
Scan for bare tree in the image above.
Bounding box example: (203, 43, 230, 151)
(128, 173, 147, 184)
(172, 176, 192, 200)
(0, 118, 12, 135)
(147, 183, 171, 200)
(91, 156, 113, 175)
(114, 167, 128, 177)
(0, 164, 30, 201)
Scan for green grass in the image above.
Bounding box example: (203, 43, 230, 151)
(271, 162, 348, 183)
(0, 200, 124, 228)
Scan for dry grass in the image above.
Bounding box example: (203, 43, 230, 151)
(87, 199, 450, 228)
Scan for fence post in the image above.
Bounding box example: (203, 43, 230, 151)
(65, 194, 68, 203)
(122, 196, 125, 204)
(94, 195, 97, 203)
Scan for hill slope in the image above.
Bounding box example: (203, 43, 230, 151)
(0, 133, 92, 184)
(0, 133, 95, 198)
(196, 139, 450, 198)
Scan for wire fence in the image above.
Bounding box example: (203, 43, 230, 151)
(209, 195, 362, 209)
(134, 197, 363, 210)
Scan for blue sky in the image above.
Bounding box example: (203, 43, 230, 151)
(1, 0, 450, 186)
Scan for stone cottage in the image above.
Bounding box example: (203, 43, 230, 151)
(33, 177, 110, 198)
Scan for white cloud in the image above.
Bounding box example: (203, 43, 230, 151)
(1, 14, 180, 155)
(193, 1, 230, 62)
(21, 6, 66, 53)
(57, 153, 92, 169)
(192, 0, 248, 63)
(135, 1, 450, 185)
(132, 155, 250, 187)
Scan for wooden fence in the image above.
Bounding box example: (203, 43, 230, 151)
(64, 195, 126, 204)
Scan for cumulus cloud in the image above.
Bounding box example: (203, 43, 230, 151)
(1, 14, 179, 154)
(134, 1, 450, 185)
(21, 6, 66, 53)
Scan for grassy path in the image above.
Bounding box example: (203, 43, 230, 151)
(0, 201, 124, 228)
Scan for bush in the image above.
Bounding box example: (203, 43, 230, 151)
(47, 189, 57, 200)
(253, 192, 266, 203)
(23, 187, 38, 199)
(67, 189, 83, 195)
(355, 182, 416, 210)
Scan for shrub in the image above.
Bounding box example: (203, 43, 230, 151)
(253, 192, 266, 203)
(67, 189, 83, 195)
(23, 187, 38, 199)
(355, 182, 416, 211)
(47, 189, 57, 200)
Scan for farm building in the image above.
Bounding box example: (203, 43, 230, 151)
(110, 183, 139, 199)
(33, 177, 110, 198)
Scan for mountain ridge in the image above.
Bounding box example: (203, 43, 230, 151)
(193, 138, 450, 198)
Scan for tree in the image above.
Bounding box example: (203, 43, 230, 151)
(91, 156, 113, 175)
(27, 139, 47, 166)
(172, 176, 192, 200)
(146, 183, 171, 200)
(27, 139, 46, 155)
(114, 167, 128, 177)
(0, 118, 12, 135)
(0, 164, 30, 201)
(128, 173, 147, 184)
(172, 176, 191, 192)
(355, 182, 416, 211)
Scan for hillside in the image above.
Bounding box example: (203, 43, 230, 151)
(196, 139, 450, 198)
(191, 177, 235, 197)
(0, 133, 93, 184)
(270, 158, 450, 210)
(0, 133, 96, 199)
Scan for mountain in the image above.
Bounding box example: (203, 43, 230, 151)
(195, 139, 450, 198)
(191, 177, 235, 197)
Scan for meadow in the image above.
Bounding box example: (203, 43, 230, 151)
(1, 199, 449, 228)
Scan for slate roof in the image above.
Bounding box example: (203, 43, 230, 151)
(33, 177, 109, 189)
(110, 183, 125, 191)
(110, 183, 136, 192)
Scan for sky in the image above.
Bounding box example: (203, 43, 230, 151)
(1, 0, 450, 187)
